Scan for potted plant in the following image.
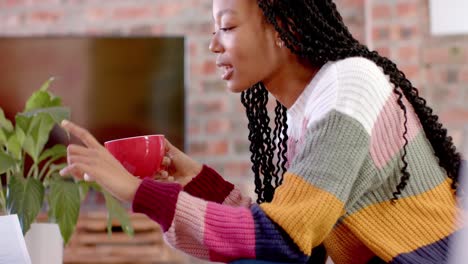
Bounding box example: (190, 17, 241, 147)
(0, 78, 133, 264)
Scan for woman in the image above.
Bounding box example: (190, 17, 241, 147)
(60, 0, 463, 263)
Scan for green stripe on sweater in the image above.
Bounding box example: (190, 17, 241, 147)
(288, 110, 370, 203)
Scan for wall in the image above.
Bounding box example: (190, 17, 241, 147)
(1, 0, 467, 262)
(2, 0, 466, 184)
(0, 0, 362, 193)
(370, 0, 468, 146)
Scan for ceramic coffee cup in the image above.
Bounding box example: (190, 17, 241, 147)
(104, 135, 165, 179)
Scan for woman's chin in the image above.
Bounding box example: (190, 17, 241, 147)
(226, 81, 248, 93)
(225, 79, 256, 93)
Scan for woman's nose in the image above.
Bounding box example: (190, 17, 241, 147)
(209, 33, 223, 53)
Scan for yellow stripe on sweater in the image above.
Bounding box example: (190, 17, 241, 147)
(343, 178, 460, 261)
(260, 172, 345, 255)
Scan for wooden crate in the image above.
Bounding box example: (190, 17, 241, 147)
(61, 212, 189, 264)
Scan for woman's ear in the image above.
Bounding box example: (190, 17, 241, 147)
(275, 31, 285, 48)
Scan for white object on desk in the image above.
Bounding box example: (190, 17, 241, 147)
(25, 223, 63, 264)
(0, 214, 32, 264)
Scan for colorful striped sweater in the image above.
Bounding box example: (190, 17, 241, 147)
(132, 57, 461, 263)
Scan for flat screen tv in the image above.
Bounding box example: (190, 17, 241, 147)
(0, 37, 186, 150)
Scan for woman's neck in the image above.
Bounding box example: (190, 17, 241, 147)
(263, 60, 320, 109)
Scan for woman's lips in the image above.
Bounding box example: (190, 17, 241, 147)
(217, 63, 234, 80)
(221, 66, 234, 80)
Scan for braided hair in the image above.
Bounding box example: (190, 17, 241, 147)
(242, 0, 462, 204)
(241, 83, 288, 204)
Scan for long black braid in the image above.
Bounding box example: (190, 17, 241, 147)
(241, 83, 288, 203)
(243, 0, 462, 206)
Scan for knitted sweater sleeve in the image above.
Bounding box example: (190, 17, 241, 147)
(132, 57, 387, 262)
(183, 165, 252, 207)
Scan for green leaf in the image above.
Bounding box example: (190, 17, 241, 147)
(0, 152, 16, 174)
(20, 107, 70, 125)
(20, 113, 55, 163)
(48, 178, 80, 244)
(14, 115, 29, 147)
(0, 109, 13, 146)
(0, 129, 7, 146)
(78, 181, 93, 201)
(38, 144, 66, 164)
(0, 109, 13, 132)
(25, 91, 59, 111)
(102, 191, 134, 237)
(7, 134, 21, 160)
(6, 176, 44, 234)
(0, 187, 5, 214)
(43, 163, 66, 180)
(39, 77, 55, 92)
(25, 78, 61, 111)
(15, 107, 70, 161)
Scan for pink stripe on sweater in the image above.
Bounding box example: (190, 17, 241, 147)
(165, 192, 210, 259)
(204, 203, 256, 262)
(223, 187, 252, 207)
(370, 94, 422, 169)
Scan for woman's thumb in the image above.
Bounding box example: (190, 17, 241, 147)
(164, 138, 180, 159)
(164, 138, 174, 152)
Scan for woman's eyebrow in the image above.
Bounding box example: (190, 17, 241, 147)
(215, 8, 237, 19)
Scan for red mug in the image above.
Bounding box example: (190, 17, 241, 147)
(104, 135, 165, 179)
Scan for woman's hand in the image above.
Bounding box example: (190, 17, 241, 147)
(155, 139, 203, 187)
(59, 120, 141, 203)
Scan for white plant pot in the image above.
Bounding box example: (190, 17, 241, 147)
(25, 223, 63, 264)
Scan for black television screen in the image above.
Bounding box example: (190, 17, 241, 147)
(0, 37, 186, 150)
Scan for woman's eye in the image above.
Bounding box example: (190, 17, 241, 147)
(220, 27, 235, 32)
(212, 26, 236, 35)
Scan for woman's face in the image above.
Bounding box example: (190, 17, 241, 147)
(210, 0, 283, 93)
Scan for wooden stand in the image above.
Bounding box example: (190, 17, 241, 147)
(55, 212, 189, 264)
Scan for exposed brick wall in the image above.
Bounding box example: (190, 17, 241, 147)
(2, 0, 465, 181)
(370, 0, 468, 148)
(1, 0, 467, 263)
(0, 0, 362, 184)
